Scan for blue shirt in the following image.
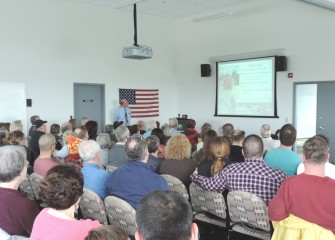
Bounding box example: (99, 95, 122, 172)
(106, 160, 169, 209)
(264, 148, 302, 176)
(114, 107, 131, 126)
(81, 163, 111, 199)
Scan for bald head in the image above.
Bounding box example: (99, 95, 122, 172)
(242, 134, 264, 159)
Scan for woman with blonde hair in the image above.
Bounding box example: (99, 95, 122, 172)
(9, 120, 23, 132)
(159, 134, 196, 188)
(198, 137, 232, 177)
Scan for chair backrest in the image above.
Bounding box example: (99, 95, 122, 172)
(30, 173, 43, 200)
(227, 190, 271, 231)
(161, 174, 189, 201)
(104, 196, 137, 236)
(19, 175, 35, 200)
(80, 188, 108, 225)
(106, 165, 118, 173)
(189, 182, 227, 219)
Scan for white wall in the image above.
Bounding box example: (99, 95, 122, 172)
(175, 0, 335, 134)
(1, 0, 335, 135)
(0, 0, 178, 130)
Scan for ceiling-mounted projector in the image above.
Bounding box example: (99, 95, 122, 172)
(123, 45, 152, 60)
(122, 4, 152, 60)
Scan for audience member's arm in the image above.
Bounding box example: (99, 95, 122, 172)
(268, 182, 289, 221)
(190, 169, 227, 192)
(53, 145, 69, 158)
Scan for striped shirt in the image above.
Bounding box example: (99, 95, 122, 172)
(190, 158, 287, 204)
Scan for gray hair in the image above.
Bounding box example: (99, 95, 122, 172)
(115, 126, 129, 142)
(104, 124, 113, 134)
(96, 133, 111, 149)
(125, 136, 147, 161)
(260, 124, 271, 138)
(146, 135, 160, 153)
(146, 121, 157, 131)
(78, 140, 100, 162)
(0, 145, 27, 182)
(61, 122, 73, 133)
(39, 133, 56, 152)
(161, 124, 171, 137)
(169, 118, 178, 128)
(10, 120, 23, 132)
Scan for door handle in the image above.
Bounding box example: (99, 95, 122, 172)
(318, 126, 325, 131)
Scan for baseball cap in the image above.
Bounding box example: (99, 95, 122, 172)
(33, 119, 47, 129)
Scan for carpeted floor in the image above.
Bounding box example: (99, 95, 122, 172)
(198, 222, 263, 240)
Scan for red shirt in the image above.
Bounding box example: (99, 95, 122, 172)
(0, 187, 40, 236)
(33, 157, 59, 177)
(269, 173, 335, 233)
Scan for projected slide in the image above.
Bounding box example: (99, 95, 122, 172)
(216, 57, 276, 117)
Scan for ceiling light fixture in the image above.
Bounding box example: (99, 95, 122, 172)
(300, 0, 335, 11)
(193, 12, 231, 23)
(113, 0, 145, 9)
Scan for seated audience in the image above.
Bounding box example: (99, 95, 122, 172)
(85, 120, 98, 140)
(192, 129, 217, 165)
(146, 135, 162, 173)
(229, 129, 245, 163)
(135, 190, 199, 240)
(96, 133, 111, 167)
(161, 123, 171, 138)
(54, 126, 89, 167)
(183, 119, 200, 151)
(31, 165, 101, 239)
(198, 136, 232, 177)
(196, 123, 212, 151)
(106, 136, 168, 209)
(142, 121, 157, 139)
(191, 134, 287, 204)
(0, 146, 40, 236)
(85, 225, 129, 240)
(9, 120, 23, 132)
(168, 118, 180, 137)
(79, 140, 110, 199)
(297, 134, 335, 179)
(221, 123, 234, 140)
(0, 131, 7, 146)
(260, 124, 280, 152)
(137, 120, 146, 135)
(264, 124, 302, 176)
(128, 124, 140, 136)
(107, 126, 129, 167)
(159, 134, 197, 188)
(50, 123, 62, 150)
(151, 128, 168, 158)
(33, 134, 59, 177)
(268, 136, 335, 233)
(7, 131, 26, 146)
(81, 117, 90, 127)
(69, 118, 77, 131)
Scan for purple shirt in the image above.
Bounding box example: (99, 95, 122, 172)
(191, 158, 287, 204)
(0, 187, 40, 236)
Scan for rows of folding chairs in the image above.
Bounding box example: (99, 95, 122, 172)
(162, 174, 272, 240)
(19, 171, 271, 240)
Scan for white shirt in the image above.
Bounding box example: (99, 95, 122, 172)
(297, 162, 335, 180)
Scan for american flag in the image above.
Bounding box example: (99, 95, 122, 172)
(119, 89, 159, 118)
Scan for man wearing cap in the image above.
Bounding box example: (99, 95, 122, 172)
(28, 119, 47, 167)
(114, 99, 131, 126)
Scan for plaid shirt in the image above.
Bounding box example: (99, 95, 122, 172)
(190, 158, 288, 204)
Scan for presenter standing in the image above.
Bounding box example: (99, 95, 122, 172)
(114, 99, 131, 126)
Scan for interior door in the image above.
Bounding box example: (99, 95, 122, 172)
(74, 83, 105, 133)
(317, 82, 335, 163)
